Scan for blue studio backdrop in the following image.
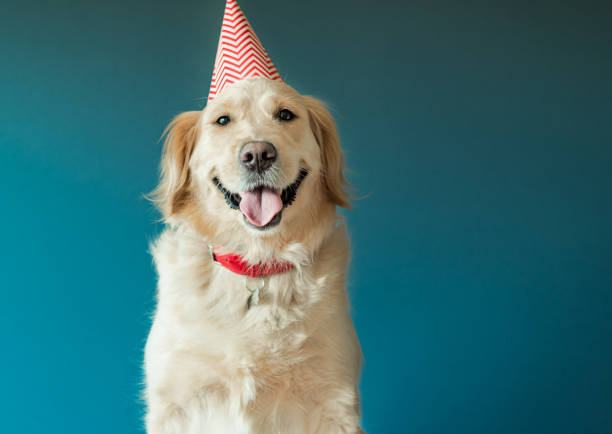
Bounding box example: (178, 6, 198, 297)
(1, 1, 611, 433)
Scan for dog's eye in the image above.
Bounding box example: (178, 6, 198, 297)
(277, 109, 295, 122)
(216, 115, 230, 126)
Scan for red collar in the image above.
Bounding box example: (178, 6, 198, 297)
(211, 246, 294, 278)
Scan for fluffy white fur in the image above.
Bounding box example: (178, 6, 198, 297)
(144, 78, 363, 433)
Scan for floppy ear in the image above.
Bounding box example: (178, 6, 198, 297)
(303, 96, 350, 209)
(150, 111, 201, 218)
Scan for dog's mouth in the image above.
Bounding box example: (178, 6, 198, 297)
(212, 168, 308, 230)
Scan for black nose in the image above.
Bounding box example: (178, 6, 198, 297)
(239, 141, 277, 173)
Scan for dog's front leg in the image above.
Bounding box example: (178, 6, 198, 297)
(145, 400, 188, 434)
(310, 386, 365, 434)
(314, 414, 365, 434)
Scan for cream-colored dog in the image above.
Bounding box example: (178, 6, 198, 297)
(144, 77, 363, 433)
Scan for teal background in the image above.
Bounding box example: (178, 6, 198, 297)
(1, 0, 611, 433)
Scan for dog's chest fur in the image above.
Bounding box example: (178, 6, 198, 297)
(144, 221, 360, 433)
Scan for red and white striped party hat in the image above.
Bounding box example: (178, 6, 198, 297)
(208, 0, 282, 101)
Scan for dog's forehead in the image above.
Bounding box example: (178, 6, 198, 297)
(212, 78, 301, 110)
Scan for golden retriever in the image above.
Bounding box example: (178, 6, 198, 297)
(144, 77, 363, 433)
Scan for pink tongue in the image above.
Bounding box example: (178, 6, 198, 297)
(239, 188, 283, 227)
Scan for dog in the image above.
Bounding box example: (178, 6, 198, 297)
(144, 77, 364, 433)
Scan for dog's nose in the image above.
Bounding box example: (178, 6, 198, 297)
(239, 141, 277, 173)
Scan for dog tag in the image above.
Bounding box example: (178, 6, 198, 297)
(245, 277, 265, 309)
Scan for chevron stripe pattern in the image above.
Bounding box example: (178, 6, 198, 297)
(208, 0, 282, 101)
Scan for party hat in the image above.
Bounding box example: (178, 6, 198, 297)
(208, 0, 282, 101)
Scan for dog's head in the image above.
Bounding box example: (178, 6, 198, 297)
(151, 78, 348, 252)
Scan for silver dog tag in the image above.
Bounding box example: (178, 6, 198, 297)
(245, 277, 265, 309)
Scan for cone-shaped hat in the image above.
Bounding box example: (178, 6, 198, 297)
(208, 0, 282, 101)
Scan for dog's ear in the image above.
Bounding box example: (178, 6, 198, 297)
(303, 96, 350, 209)
(150, 111, 201, 218)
